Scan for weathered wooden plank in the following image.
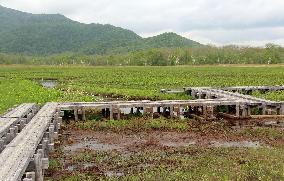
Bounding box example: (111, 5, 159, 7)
(0, 118, 18, 138)
(0, 103, 58, 181)
(59, 100, 241, 110)
(184, 86, 284, 92)
(2, 103, 37, 119)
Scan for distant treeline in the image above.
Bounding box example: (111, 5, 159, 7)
(0, 44, 283, 66)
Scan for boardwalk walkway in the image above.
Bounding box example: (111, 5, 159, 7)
(0, 86, 284, 180)
(0, 103, 59, 181)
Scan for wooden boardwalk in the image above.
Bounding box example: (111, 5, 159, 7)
(0, 86, 284, 180)
(185, 85, 284, 92)
(2, 103, 37, 119)
(0, 104, 38, 153)
(162, 85, 284, 94)
(0, 103, 60, 181)
(59, 99, 245, 120)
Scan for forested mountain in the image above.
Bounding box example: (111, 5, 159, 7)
(0, 5, 201, 55)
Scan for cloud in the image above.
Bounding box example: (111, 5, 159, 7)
(182, 27, 284, 46)
(1, 0, 284, 46)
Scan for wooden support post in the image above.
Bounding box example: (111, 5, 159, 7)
(0, 139, 4, 152)
(146, 106, 153, 118)
(14, 125, 19, 134)
(59, 111, 64, 117)
(82, 108, 86, 121)
(236, 103, 240, 118)
(280, 104, 284, 115)
(2, 136, 7, 145)
(22, 118, 28, 126)
(206, 93, 211, 99)
(20, 119, 26, 130)
(150, 107, 154, 118)
(170, 105, 174, 117)
(38, 148, 49, 170)
(247, 106, 251, 116)
(203, 105, 207, 118)
(110, 106, 113, 120)
(49, 125, 54, 143)
(43, 132, 50, 155)
(226, 105, 230, 113)
(262, 104, 267, 115)
(57, 117, 62, 130)
(191, 90, 196, 99)
(117, 109, 121, 120)
(34, 150, 44, 181)
(74, 108, 79, 121)
(42, 158, 49, 170)
(198, 92, 202, 99)
(77, 108, 82, 115)
(42, 139, 49, 157)
(23, 172, 35, 181)
(27, 112, 33, 122)
(207, 106, 214, 119)
(9, 127, 16, 141)
(53, 114, 59, 139)
(240, 105, 247, 118)
(142, 106, 146, 116)
(48, 125, 54, 151)
(174, 106, 180, 117)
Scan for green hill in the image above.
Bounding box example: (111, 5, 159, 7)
(0, 5, 201, 55)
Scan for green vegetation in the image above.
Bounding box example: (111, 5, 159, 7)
(1, 5, 283, 66)
(0, 64, 281, 180)
(1, 65, 284, 114)
(0, 78, 61, 113)
(55, 147, 284, 181)
(2, 4, 284, 181)
(71, 118, 190, 132)
(1, 44, 284, 65)
(0, 5, 199, 55)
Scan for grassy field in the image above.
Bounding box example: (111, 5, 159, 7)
(0, 65, 284, 180)
(1, 65, 284, 113)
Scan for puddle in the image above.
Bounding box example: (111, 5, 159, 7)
(66, 163, 96, 172)
(262, 121, 284, 127)
(160, 141, 196, 147)
(105, 171, 124, 177)
(210, 141, 261, 148)
(66, 165, 75, 172)
(263, 121, 277, 125)
(64, 140, 122, 153)
(83, 163, 96, 170)
(38, 79, 57, 88)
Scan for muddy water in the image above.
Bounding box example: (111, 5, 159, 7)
(39, 79, 57, 88)
(160, 141, 196, 147)
(64, 140, 122, 153)
(105, 171, 124, 177)
(210, 141, 261, 148)
(262, 120, 284, 127)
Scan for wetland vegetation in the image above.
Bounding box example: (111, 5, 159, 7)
(0, 65, 284, 180)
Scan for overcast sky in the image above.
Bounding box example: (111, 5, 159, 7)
(1, 0, 284, 46)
